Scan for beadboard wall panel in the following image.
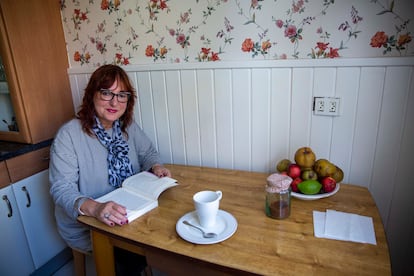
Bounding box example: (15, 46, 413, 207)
(68, 58, 414, 274)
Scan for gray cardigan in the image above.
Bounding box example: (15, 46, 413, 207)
(49, 119, 161, 252)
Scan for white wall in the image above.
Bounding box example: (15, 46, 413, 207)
(68, 57, 414, 275)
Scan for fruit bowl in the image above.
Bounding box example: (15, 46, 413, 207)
(291, 183, 340, 201)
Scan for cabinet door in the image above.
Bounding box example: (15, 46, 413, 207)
(12, 170, 66, 269)
(0, 0, 74, 143)
(0, 185, 35, 275)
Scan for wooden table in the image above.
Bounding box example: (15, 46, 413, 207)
(78, 164, 391, 275)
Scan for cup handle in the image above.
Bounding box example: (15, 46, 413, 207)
(216, 190, 222, 200)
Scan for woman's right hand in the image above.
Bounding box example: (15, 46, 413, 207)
(80, 198, 129, 226)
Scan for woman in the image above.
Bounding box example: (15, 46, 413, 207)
(49, 64, 170, 274)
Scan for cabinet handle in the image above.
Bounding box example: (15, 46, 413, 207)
(2, 195, 13, 217)
(21, 186, 31, 208)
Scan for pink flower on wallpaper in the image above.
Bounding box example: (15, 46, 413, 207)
(275, 20, 284, 28)
(225, 17, 234, 32)
(351, 6, 363, 24)
(96, 40, 106, 54)
(176, 34, 185, 44)
(180, 12, 190, 24)
(176, 33, 189, 48)
(370, 31, 388, 48)
(169, 29, 175, 36)
(284, 25, 297, 38)
(241, 38, 254, 52)
(292, 0, 305, 13)
(251, 0, 259, 9)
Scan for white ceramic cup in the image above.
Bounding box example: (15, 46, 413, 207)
(193, 190, 223, 228)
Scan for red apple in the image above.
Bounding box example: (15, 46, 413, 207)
(287, 164, 301, 179)
(290, 177, 302, 192)
(321, 176, 336, 193)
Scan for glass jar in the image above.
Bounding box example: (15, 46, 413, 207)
(265, 188, 291, 219)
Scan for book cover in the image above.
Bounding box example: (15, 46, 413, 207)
(96, 171, 178, 222)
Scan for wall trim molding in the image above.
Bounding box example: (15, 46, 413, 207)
(68, 57, 414, 74)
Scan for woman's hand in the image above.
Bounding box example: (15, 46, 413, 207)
(151, 164, 172, 177)
(80, 199, 129, 227)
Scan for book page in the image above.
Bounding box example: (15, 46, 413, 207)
(122, 171, 177, 200)
(96, 188, 157, 220)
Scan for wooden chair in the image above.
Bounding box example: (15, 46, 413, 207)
(71, 248, 86, 276)
(71, 247, 153, 276)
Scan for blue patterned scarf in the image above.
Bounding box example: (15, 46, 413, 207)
(92, 117, 133, 187)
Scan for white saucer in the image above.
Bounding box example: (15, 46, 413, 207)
(176, 210, 238, 244)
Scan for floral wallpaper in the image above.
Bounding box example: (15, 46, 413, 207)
(60, 0, 413, 67)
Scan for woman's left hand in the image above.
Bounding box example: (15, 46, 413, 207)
(151, 164, 171, 177)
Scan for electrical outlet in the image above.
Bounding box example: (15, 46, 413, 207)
(314, 97, 325, 112)
(313, 97, 340, 116)
(328, 98, 340, 113)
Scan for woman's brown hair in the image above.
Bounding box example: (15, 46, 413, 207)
(77, 64, 136, 136)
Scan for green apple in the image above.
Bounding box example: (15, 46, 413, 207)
(301, 169, 318, 181)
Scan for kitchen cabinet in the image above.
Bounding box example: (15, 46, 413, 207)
(13, 169, 67, 269)
(0, 149, 67, 275)
(0, 170, 35, 275)
(0, 160, 9, 187)
(0, 0, 74, 143)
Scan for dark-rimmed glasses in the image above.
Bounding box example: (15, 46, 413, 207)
(99, 89, 131, 103)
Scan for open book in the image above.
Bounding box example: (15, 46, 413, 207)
(96, 171, 178, 222)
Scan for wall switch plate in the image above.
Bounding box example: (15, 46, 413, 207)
(313, 97, 340, 116)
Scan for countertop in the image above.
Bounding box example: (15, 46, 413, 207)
(0, 139, 53, 161)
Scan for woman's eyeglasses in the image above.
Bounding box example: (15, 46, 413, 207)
(99, 89, 131, 103)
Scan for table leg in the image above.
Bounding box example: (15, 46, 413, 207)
(91, 230, 115, 276)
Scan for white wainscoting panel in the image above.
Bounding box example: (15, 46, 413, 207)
(68, 57, 414, 275)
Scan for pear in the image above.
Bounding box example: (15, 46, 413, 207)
(332, 166, 344, 183)
(294, 147, 316, 169)
(314, 159, 336, 178)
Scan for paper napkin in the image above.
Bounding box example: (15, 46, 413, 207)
(313, 209, 377, 245)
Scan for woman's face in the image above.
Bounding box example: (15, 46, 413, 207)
(93, 79, 128, 129)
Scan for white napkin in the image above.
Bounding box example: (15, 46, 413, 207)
(313, 209, 376, 245)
